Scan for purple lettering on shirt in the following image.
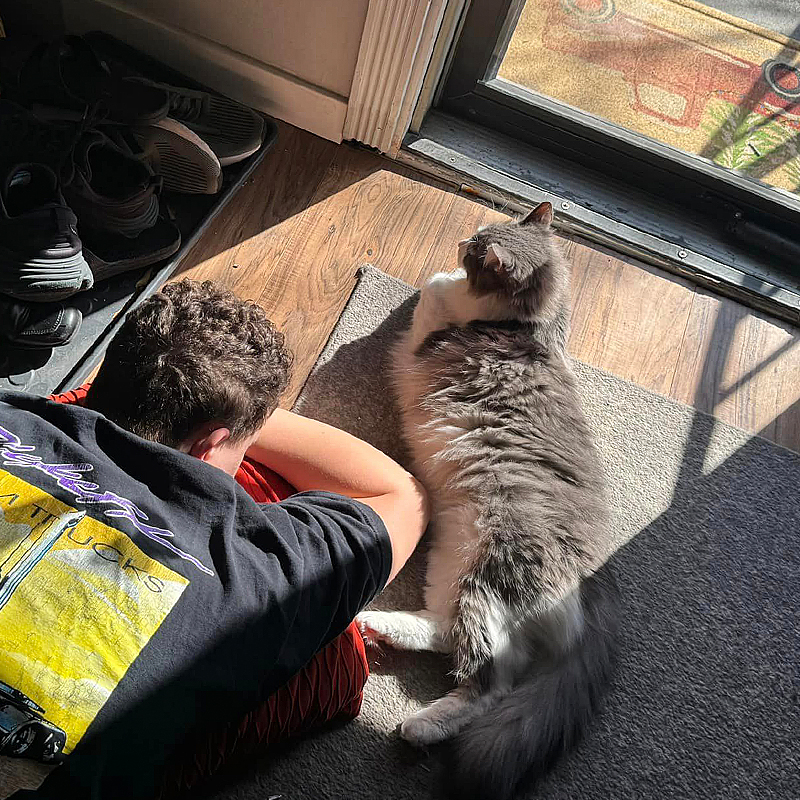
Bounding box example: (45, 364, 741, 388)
(0, 423, 213, 576)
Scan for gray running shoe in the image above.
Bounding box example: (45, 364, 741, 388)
(132, 117, 222, 194)
(132, 77, 265, 166)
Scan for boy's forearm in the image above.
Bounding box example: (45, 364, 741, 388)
(246, 408, 410, 498)
(247, 409, 429, 583)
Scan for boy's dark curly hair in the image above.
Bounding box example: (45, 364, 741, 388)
(86, 280, 293, 447)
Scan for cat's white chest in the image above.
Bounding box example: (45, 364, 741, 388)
(406, 269, 510, 351)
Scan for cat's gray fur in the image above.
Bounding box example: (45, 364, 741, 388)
(356, 203, 618, 800)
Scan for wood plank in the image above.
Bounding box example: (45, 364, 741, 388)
(172, 122, 339, 299)
(159, 126, 800, 454)
(769, 398, 800, 452)
(413, 193, 494, 285)
(671, 290, 800, 451)
(478, 204, 515, 227)
(564, 236, 696, 398)
(253, 148, 457, 405)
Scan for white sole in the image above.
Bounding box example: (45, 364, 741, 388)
(218, 140, 262, 167)
(134, 118, 222, 194)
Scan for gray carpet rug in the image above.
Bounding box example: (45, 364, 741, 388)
(202, 265, 800, 800)
(6, 266, 795, 799)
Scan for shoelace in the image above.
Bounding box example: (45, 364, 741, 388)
(58, 104, 112, 186)
(0, 103, 107, 187)
(168, 92, 204, 122)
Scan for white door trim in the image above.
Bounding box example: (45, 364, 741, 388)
(344, 0, 451, 155)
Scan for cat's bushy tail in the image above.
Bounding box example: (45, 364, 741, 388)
(447, 570, 618, 800)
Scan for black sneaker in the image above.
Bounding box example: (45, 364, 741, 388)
(3, 102, 161, 232)
(62, 129, 184, 279)
(0, 295, 82, 349)
(0, 99, 80, 176)
(0, 162, 93, 302)
(0, 35, 169, 125)
(82, 214, 181, 282)
(63, 129, 162, 237)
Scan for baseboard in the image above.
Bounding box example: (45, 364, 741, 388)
(63, 0, 348, 143)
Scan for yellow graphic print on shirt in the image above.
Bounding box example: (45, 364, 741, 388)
(0, 469, 189, 760)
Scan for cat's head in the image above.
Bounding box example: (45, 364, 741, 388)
(459, 202, 568, 323)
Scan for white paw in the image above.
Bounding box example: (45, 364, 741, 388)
(400, 714, 448, 747)
(425, 269, 466, 289)
(356, 610, 395, 648)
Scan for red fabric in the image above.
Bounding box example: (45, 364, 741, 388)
(235, 457, 296, 504)
(48, 383, 369, 796)
(49, 383, 92, 406)
(164, 625, 368, 797)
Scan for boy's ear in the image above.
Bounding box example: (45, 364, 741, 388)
(188, 426, 231, 462)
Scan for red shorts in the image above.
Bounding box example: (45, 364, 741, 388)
(48, 384, 369, 796)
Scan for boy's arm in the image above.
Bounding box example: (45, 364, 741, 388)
(246, 408, 429, 582)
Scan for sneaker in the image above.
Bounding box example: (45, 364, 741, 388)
(0, 162, 93, 302)
(0, 99, 80, 176)
(0, 295, 82, 349)
(130, 77, 265, 166)
(131, 117, 222, 194)
(61, 129, 183, 279)
(0, 35, 169, 125)
(63, 129, 161, 237)
(82, 215, 182, 282)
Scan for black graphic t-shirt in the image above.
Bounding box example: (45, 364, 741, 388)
(0, 391, 391, 799)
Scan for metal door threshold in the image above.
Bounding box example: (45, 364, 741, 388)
(400, 112, 800, 325)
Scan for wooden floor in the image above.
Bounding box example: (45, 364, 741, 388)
(174, 122, 800, 453)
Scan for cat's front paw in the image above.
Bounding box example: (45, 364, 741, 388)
(356, 610, 395, 649)
(425, 268, 466, 289)
(400, 714, 448, 747)
(425, 271, 451, 288)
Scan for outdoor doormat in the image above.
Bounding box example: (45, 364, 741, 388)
(500, 0, 800, 196)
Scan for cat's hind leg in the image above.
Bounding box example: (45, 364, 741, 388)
(356, 610, 450, 653)
(400, 683, 488, 746)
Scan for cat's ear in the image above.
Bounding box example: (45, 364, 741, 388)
(457, 239, 471, 266)
(484, 243, 513, 273)
(519, 202, 553, 227)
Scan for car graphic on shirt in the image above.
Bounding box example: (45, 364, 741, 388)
(0, 509, 86, 612)
(0, 681, 67, 762)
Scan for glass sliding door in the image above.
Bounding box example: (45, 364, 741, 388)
(441, 0, 800, 232)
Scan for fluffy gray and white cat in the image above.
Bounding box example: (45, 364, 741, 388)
(357, 203, 618, 800)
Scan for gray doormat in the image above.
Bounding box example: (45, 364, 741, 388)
(210, 264, 798, 800)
